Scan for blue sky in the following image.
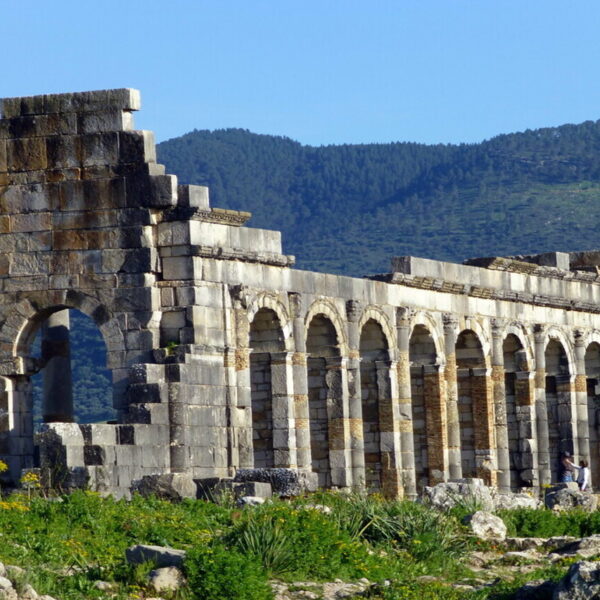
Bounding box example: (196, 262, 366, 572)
(3, 1, 600, 146)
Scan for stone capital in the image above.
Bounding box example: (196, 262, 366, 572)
(442, 313, 459, 330)
(396, 306, 415, 327)
(288, 292, 303, 319)
(345, 300, 361, 323)
(574, 328, 588, 348)
(491, 318, 506, 338)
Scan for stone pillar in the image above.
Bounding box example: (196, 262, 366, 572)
(574, 330, 591, 465)
(168, 376, 189, 472)
(325, 356, 352, 488)
(557, 374, 577, 458)
(289, 293, 311, 470)
(534, 325, 551, 486)
(396, 308, 415, 499)
(491, 320, 511, 492)
(231, 291, 252, 469)
(270, 351, 297, 468)
(443, 314, 462, 479)
(471, 367, 497, 486)
(376, 359, 402, 497)
(42, 309, 74, 423)
(345, 300, 365, 489)
(423, 364, 448, 484)
(514, 356, 538, 490)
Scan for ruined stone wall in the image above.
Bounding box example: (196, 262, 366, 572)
(2, 88, 600, 497)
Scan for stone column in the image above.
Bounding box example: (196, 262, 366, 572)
(557, 374, 577, 458)
(231, 289, 252, 469)
(289, 293, 311, 470)
(471, 367, 497, 486)
(574, 330, 591, 464)
(534, 325, 551, 486)
(443, 314, 462, 479)
(168, 376, 189, 472)
(396, 308, 415, 499)
(423, 364, 448, 484)
(514, 354, 538, 490)
(491, 320, 511, 492)
(376, 359, 402, 497)
(42, 309, 74, 423)
(270, 351, 297, 468)
(325, 356, 352, 488)
(345, 300, 365, 490)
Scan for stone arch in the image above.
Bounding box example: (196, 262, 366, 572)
(359, 318, 390, 491)
(306, 311, 342, 487)
(409, 323, 443, 491)
(585, 340, 600, 485)
(545, 327, 576, 376)
(503, 323, 534, 371)
(0, 291, 125, 484)
(304, 299, 348, 357)
(249, 307, 286, 468)
(247, 292, 293, 352)
(8, 293, 125, 369)
(357, 306, 396, 359)
(463, 317, 492, 368)
(545, 336, 574, 482)
(410, 312, 445, 366)
(456, 329, 494, 481)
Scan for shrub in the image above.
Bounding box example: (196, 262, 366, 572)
(185, 541, 272, 600)
(227, 502, 383, 581)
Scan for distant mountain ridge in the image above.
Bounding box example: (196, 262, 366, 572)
(156, 120, 600, 276)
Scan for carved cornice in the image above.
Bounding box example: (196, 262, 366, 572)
(370, 272, 600, 315)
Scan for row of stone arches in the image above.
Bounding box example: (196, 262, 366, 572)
(244, 300, 600, 495)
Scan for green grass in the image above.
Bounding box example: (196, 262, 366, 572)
(0, 490, 591, 600)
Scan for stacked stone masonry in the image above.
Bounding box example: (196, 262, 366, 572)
(2, 88, 600, 496)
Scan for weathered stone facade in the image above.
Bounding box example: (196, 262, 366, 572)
(1, 88, 600, 497)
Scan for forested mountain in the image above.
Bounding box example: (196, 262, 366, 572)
(157, 120, 600, 276)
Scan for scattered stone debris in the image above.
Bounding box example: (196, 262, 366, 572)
(464, 510, 508, 541)
(125, 544, 187, 568)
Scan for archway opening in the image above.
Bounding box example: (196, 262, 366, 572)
(585, 342, 600, 486)
(249, 308, 285, 468)
(359, 319, 389, 492)
(306, 314, 340, 488)
(30, 309, 114, 425)
(545, 339, 572, 482)
(503, 334, 524, 490)
(409, 324, 437, 492)
(456, 330, 486, 478)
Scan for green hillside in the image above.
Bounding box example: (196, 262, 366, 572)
(157, 121, 600, 276)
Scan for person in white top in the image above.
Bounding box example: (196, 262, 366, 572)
(571, 459, 591, 491)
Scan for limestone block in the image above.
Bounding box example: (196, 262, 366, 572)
(45, 135, 79, 169)
(38, 89, 141, 115)
(9, 253, 50, 276)
(79, 133, 119, 167)
(131, 474, 197, 501)
(140, 446, 170, 469)
(177, 184, 209, 209)
(114, 445, 142, 466)
(10, 212, 50, 233)
(125, 544, 186, 568)
(162, 256, 202, 281)
(79, 110, 134, 134)
(0, 140, 7, 172)
(1, 183, 50, 214)
(84, 424, 117, 446)
(119, 130, 156, 164)
(7, 138, 47, 172)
